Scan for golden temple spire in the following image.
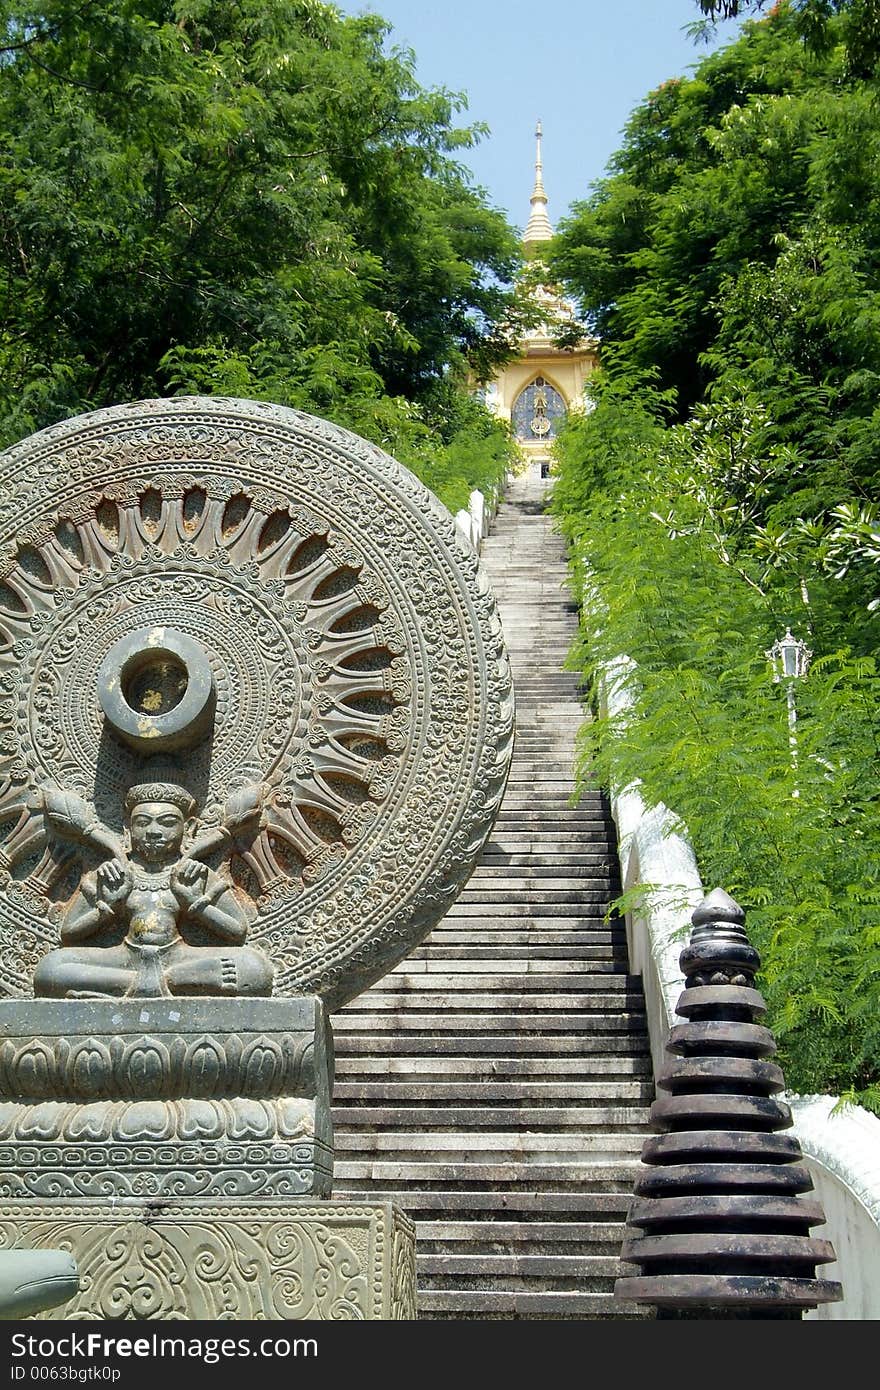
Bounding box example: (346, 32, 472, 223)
(524, 119, 553, 252)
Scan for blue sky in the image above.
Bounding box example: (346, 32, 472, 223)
(335, 0, 744, 234)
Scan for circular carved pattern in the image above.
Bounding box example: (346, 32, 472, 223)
(0, 398, 513, 1007)
(21, 562, 308, 828)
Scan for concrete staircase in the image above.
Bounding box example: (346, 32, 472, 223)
(332, 468, 654, 1319)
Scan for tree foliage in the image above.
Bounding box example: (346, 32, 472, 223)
(551, 3, 880, 1107)
(694, 1, 880, 78)
(0, 0, 523, 507)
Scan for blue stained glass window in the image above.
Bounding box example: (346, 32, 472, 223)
(511, 377, 566, 441)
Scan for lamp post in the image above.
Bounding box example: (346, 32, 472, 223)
(765, 627, 812, 792)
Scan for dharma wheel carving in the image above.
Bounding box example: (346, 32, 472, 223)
(0, 397, 513, 1008)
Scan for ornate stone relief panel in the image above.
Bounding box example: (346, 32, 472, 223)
(0, 1202, 417, 1320)
(0, 399, 513, 1007)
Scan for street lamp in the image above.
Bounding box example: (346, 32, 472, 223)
(765, 627, 812, 792)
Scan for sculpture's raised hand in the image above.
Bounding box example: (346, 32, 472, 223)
(95, 859, 132, 910)
(170, 858, 209, 910)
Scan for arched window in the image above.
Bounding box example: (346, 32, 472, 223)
(511, 377, 566, 442)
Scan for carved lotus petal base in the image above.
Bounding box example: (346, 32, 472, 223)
(0, 998, 332, 1102)
(0, 998, 334, 1199)
(0, 1200, 417, 1320)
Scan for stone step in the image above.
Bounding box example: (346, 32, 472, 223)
(331, 1032, 649, 1055)
(508, 734, 584, 742)
(496, 800, 595, 812)
(357, 994, 641, 1015)
(509, 751, 578, 759)
(333, 1189, 635, 1217)
(455, 890, 618, 904)
(457, 886, 615, 902)
(506, 693, 582, 702)
(509, 737, 585, 745)
(464, 869, 616, 884)
(477, 853, 613, 866)
(332, 1056, 651, 1077)
(504, 775, 580, 786)
(467, 848, 614, 861)
(453, 889, 617, 905)
(333, 1011, 647, 1032)
(423, 928, 624, 944)
(502, 760, 586, 768)
(482, 821, 607, 834)
(474, 847, 611, 859)
(504, 773, 580, 782)
(333, 1160, 641, 1189)
(508, 743, 583, 750)
(507, 701, 583, 712)
(332, 1110, 651, 1134)
(495, 811, 602, 822)
(504, 670, 580, 679)
(481, 822, 611, 834)
(508, 702, 583, 711)
(469, 887, 613, 902)
(332, 1133, 648, 1160)
(509, 699, 580, 707)
(495, 802, 605, 811)
(385, 961, 627, 978)
(407, 945, 627, 962)
(417, 1289, 650, 1319)
(375, 962, 635, 982)
(432, 929, 621, 943)
(415, 1221, 626, 1251)
(444, 905, 617, 919)
(439, 911, 617, 922)
(500, 761, 575, 772)
(416, 1252, 622, 1285)
(332, 1080, 650, 1103)
(507, 700, 583, 708)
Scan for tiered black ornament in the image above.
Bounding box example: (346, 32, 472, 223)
(615, 887, 843, 1317)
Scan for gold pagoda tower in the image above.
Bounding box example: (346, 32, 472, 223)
(485, 121, 597, 479)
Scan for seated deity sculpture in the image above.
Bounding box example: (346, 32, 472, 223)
(34, 781, 274, 999)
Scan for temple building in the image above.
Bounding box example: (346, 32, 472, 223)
(483, 122, 598, 480)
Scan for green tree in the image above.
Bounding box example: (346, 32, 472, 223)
(549, 2, 880, 1105)
(0, 0, 523, 507)
(694, 1, 880, 78)
(553, 379, 880, 1109)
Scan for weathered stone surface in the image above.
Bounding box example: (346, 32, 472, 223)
(0, 397, 513, 1010)
(615, 889, 842, 1313)
(0, 1201, 415, 1320)
(0, 998, 333, 1199)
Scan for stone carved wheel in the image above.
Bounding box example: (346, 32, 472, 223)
(0, 398, 513, 1007)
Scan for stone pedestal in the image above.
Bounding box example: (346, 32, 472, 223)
(0, 998, 417, 1318)
(0, 999, 334, 1201)
(0, 1200, 416, 1320)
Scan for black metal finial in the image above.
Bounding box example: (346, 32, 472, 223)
(614, 888, 842, 1316)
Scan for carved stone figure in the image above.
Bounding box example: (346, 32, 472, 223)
(33, 780, 273, 999)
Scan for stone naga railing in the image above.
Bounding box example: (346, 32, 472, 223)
(597, 656, 880, 1320)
